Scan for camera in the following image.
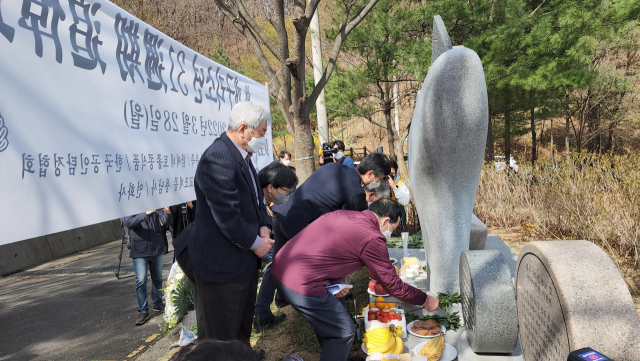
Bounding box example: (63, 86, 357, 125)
(320, 143, 338, 166)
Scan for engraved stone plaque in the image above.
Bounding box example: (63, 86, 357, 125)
(459, 250, 518, 353)
(516, 241, 640, 361)
(516, 253, 570, 360)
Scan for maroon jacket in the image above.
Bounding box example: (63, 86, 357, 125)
(271, 210, 427, 305)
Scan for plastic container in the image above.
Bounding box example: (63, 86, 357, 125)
(364, 308, 407, 338)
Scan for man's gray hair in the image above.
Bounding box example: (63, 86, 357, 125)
(228, 101, 272, 131)
(365, 180, 391, 199)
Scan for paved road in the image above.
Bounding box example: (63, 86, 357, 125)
(0, 238, 175, 361)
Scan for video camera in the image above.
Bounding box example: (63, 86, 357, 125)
(320, 143, 338, 166)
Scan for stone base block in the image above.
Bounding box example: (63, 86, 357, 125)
(460, 250, 518, 353)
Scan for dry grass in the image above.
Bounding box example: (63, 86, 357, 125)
(475, 151, 640, 299)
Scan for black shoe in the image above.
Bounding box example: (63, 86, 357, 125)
(135, 312, 150, 325)
(254, 349, 266, 360)
(153, 303, 165, 312)
(254, 313, 286, 327)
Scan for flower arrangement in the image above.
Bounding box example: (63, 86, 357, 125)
(161, 263, 195, 334)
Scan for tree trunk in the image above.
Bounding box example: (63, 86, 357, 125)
(550, 118, 554, 165)
(485, 112, 494, 161)
(531, 108, 536, 166)
(504, 110, 511, 163)
(289, 7, 315, 182)
(565, 115, 571, 160)
(384, 103, 397, 161)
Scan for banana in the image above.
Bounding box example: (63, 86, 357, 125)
(392, 336, 404, 354)
(366, 329, 392, 345)
(368, 335, 396, 353)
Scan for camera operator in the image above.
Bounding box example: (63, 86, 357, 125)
(319, 140, 355, 168)
(124, 207, 173, 326)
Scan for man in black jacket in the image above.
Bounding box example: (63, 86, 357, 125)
(124, 207, 172, 325)
(269, 153, 390, 307)
(189, 101, 273, 354)
(271, 152, 391, 252)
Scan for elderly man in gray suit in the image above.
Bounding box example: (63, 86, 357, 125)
(189, 101, 273, 358)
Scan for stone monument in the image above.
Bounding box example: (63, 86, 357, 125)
(460, 250, 518, 353)
(516, 241, 640, 361)
(408, 15, 488, 293)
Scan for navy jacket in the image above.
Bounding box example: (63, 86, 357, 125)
(271, 162, 367, 239)
(125, 211, 172, 258)
(189, 133, 272, 283)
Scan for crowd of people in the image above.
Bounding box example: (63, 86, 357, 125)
(125, 101, 433, 361)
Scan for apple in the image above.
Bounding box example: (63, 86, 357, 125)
(374, 283, 386, 295)
(368, 280, 378, 292)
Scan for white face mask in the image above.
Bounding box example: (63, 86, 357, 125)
(282, 159, 291, 166)
(334, 151, 344, 160)
(367, 174, 380, 189)
(367, 202, 373, 207)
(246, 133, 267, 154)
(272, 189, 289, 205)
(382, 220, 392, 239)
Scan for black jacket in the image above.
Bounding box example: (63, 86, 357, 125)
(125, 211, 172, 258)
(188, 133, 271, 283)
(271, 162, 367, 239)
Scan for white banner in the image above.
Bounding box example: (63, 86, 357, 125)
(0, 0, 273, 246)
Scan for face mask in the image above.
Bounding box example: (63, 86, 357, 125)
(272, 189, 289, 205)
(393, 174, 399, 182)
(367, 202, 373, 207)
(382, 221, 392, 239)
(282, 159, 291, 166)
(367, 174, 380, 189)
(246, 133, 267, 154)
(334, 151, 344, 160)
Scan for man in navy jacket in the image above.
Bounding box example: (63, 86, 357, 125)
(125, 207, 172, 325)
(189, 101, 273, 355)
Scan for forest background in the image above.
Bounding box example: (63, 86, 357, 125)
(112, 0, 640, 312)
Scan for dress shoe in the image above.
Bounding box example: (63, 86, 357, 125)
(254, 313, 286, 327)
(135, 312, 150, 325)
(254, 349, 266, 360)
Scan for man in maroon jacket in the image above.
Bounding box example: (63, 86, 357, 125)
(271, 199, 439, 361)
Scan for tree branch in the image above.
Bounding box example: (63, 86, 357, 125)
(234, 0, 284, 62)
(212, 0, 281, 94)
(306, 0, 382, 113)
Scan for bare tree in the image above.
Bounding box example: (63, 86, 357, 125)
(210, 0, 382, 181)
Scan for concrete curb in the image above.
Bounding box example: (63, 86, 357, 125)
(136, 324, 182, 361)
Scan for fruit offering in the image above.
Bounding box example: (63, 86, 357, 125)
(418, 334, 444, 361)
(362, 325, 404, 354)
(367, 309, 403, 323)
(369, 280, 387, 295)
(368, 297, 397, 311)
